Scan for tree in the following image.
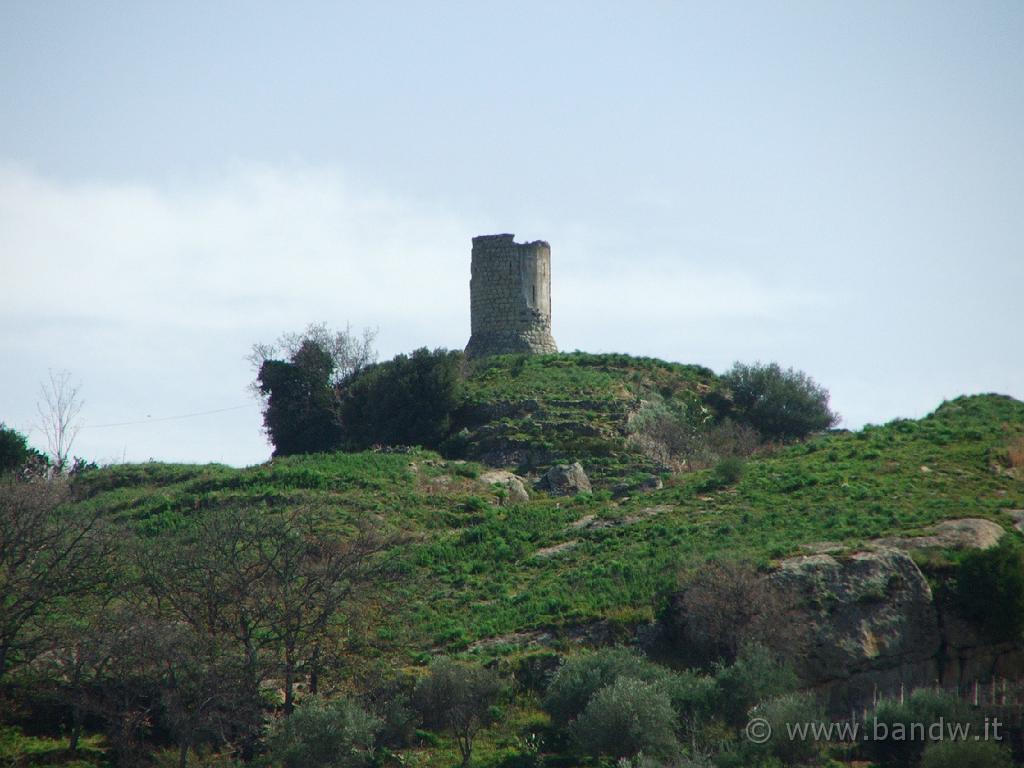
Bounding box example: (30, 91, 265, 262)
(713, 644, 798, 730)
(571, 677, 680, 761)
(955, 539, 1024, 643)
(413, 658, 504, 767)
(259, 341, 344, 455)
(865, 689, 975, 768)
(339, 348, 464, 450)
(251, 324, 377, 456)
(249, 322, 378, 388)
(36, 369, 84, 471)
(544, 647, 670, 728)
(921, 739, 1012, 768)
(721, 362, 838, 441)
(267, 697, 381, 768)
(138, 506, 395, 721)
(668, 560, 797, 666)
(0, 477, 110, 678)
(0, 423, 43, 474)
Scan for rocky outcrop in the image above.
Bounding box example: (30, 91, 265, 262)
(874, 518, 1005, 552)
(478, 470, 530, 505)
(665, 520, 1024, 714)
(772, 548, 942, 711)
(536, 462, 592, 496)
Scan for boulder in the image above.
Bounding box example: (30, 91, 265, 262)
(537, 462, 592, 496)
(479, 470, 531, 505)
(873, 518, 1004, 552)
(772, 548, 942, 711)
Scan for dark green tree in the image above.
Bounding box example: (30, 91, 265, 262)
(956, 539, 1024, 643)
(571, 677, 680, 761)
(0, 424, 40, 474)
(339, 348, 464, 450)
(721, 361, 839, 441)
(258, 340, 343, 456)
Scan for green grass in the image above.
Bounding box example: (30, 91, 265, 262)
(454, 353, 719, 480)
(10, 355, 1024, 768)
(0, 726, 107, 767)
(66, 384, 1024, 661)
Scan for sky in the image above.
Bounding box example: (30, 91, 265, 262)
(1, 1, 1021, 467)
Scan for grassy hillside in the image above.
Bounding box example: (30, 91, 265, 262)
(71, 385, 1024, 660)
(452, 352, 719, 479)
(6, 355, 1024, 768)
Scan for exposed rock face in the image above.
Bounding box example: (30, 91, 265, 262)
(874, 518, 1005, 552)
(479, 469, 531, 505)
(664, 520, 1024, 713)
(772, 548, 942, 711)
(537, 462, 592, 496)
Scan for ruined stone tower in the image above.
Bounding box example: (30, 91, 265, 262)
(465, 234, 558, 358)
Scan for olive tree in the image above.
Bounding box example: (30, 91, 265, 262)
(414, 658, 504, 767)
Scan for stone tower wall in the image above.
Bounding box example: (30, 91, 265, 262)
(465, 234, 558, 358)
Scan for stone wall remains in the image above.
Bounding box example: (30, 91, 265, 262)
(465, 234, 558, 358)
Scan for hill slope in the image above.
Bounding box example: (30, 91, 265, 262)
(72, 367, 1024, 660)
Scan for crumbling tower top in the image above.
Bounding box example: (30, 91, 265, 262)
(464, 234, 558, 358)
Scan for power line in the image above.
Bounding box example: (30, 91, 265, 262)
(83, 403, 258, 430)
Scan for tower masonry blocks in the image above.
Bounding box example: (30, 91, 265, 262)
(465, 234, 558, 358)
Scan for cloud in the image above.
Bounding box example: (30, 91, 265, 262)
(5, 160, 975, 467)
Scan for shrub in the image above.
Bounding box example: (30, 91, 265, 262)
(670, 562, 797, 666)
(258, 341, 344, 456)
(0, 424, 43, 475)
(721, 362, 838, 441)
(707, 457, 745, 489)
(571, 677, 680, 760)
(413, 658, 504, 767)
(266, 697, 381, 768)
(864, 689, 974, 768)
(1006, 436, 1024, 469)
(749, 692, 824, 766)
(955, 539, 1024, 643)
(920, 739, 1012, 768)
(543, 648, 668, 727)
(626, 402, 759, 471)
(340, 348, 464, 451)
(713, 645, 798, 729)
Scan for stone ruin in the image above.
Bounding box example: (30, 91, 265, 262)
(464, 234, 558, 358)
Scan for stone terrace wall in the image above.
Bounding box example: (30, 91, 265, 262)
(465, 234, 558, 358)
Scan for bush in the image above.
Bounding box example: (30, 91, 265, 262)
(0, 424, 42, 475)
(920, 739, 1012, 768)
(721, 362, 838, 441)
(749, 693, 824, 766)
(571, 677, 680, 760)
(955, 539, 1024, 643)
(714, 645, 798, 729)
(626, 402, 759, 471)
(707, 457, 745, 490)
(413, 658, 504, 767)
(340, 348, 464, 450)
(864, 689, 974, 768)
(266, 697, 381, 768)
(543, 648, 669, 727)
(258, 341, 344, 456)
(670, 562, 797, 666)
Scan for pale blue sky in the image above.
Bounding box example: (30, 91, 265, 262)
(1, 1, 1021, 466)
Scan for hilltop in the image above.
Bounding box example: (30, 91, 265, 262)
(6, 353, 1024, 768)
(72, 356, 1024, 657)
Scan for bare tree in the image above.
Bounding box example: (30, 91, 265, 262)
(668, 560, 801, 666)
(248, 322, 378, 392)
(36, 368, 84, 471)
(0, 477, 110, 678)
